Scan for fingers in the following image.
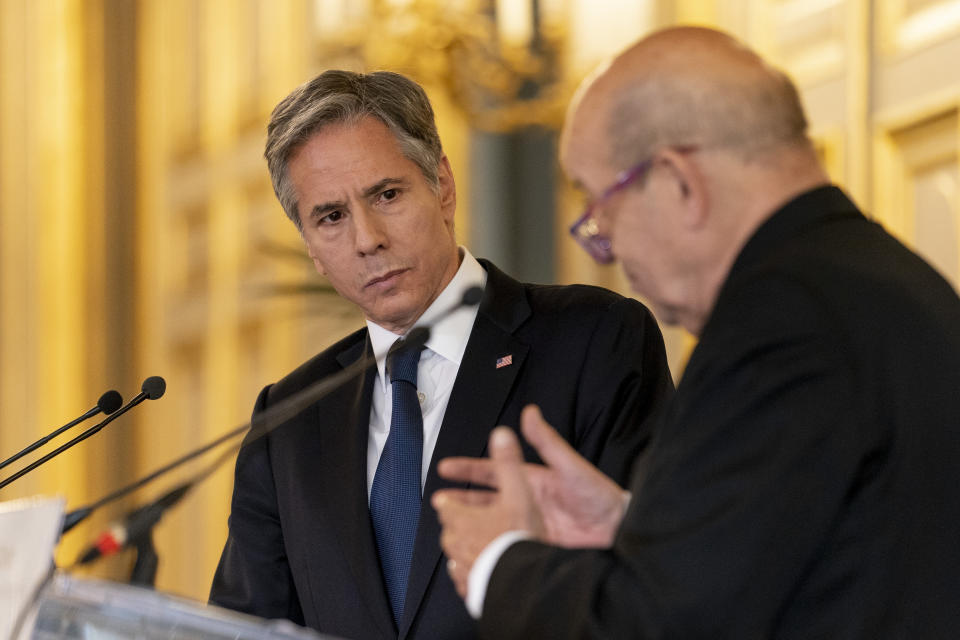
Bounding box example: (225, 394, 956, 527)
(446, 557, 468, 598)
(434, 492, 484, 599)
(437, 456, 498, 488)
(433, 425, 546, 603)
(433, 490, 484, 527)
(437, 428, 527, 492)
(432, 487, 495, 507)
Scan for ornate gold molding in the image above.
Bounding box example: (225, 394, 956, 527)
(312, 0, 573, 131)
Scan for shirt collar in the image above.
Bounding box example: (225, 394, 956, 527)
(366, 247, 487, 390)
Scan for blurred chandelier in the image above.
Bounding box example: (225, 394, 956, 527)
(313, 0, 571, 131)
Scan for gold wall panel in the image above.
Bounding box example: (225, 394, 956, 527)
(879, 0, 960, 55)
(812, 130, 847, 187)
(761, 0, 847, 84)
(875, 108, 960, 289)
(0, 0, 137, 571)
(134, 0, 343, 599)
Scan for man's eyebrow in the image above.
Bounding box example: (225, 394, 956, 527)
(306, 177, 410, 220)
(308, 200, 347, 220)
(362, 177, 407, 198)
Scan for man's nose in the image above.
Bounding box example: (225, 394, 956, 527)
(353, 206, 388, 255)
(594, 205, 613, 239)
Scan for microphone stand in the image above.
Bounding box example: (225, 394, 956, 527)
(62, 342, 393, 535)
(0, 379, 164, 490)
(62, 287, 483, 578)
(0, 390, 122, 472)
(130, 534, 158, 587)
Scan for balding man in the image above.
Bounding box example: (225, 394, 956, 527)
(433, 26, 960, 638)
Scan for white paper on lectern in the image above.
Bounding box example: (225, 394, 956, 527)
(0, 496, 64, 640)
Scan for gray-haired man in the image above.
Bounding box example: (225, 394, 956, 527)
(209, 70, 674, 640)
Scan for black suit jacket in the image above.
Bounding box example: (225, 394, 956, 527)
(210, 259, 674, 639)
(481, 187, 960, 639)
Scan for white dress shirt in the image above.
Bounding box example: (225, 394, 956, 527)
(365, 248, 487, 497)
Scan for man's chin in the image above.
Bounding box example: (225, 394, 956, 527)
(365, 299, 423, 334)
(652, 306, 678, 327)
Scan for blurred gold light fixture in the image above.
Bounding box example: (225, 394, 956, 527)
(312, 0, 571, 131)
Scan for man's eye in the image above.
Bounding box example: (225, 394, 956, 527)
(319, 210, 343, 225)
(380, 188, 399, 202)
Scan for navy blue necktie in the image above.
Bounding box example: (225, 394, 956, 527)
(370, 341, 424, 623)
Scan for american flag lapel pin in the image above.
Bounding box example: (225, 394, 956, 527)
(496, 354, 513, 369)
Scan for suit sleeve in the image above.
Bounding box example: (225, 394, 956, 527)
(570, 296, 675, 483)
(209, 385, 305, 625)
(480, 275, 865, 639)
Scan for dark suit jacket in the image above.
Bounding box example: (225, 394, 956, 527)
(481, 187, 960, 639)
(210, 259, 674, 640)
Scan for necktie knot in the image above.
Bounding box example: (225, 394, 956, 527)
(388, 339, 422, 386)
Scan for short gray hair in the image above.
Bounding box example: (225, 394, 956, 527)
(265, 70, 444, 229)
(607, 61, 808, 170)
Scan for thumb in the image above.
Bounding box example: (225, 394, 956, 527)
(488, 427, 528, 496)
(520, 405, 581, 472)
(489, 426, 524, 466)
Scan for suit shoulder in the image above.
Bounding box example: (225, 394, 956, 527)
(267, 326, 368, 401)
(522, 282, 654, 321)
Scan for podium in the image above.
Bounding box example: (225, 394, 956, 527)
(0, 496, 341, 638)
(25, 572, 343, 640)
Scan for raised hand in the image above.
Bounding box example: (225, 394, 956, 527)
(432, 405, 630, 596)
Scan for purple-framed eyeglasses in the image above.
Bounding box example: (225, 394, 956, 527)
(568, 157, 654, 264)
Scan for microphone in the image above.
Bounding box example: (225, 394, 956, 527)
(100, 390, 124, 413)
(74, 481, 192, 566)
(0, 377, 166, 490)
(389, 326, 430, 360)
(387, 285, 484, 361)
(61, 285, 487, 537)
(0, 390, 123, 472)
(460, 285, 484, 306)
(140, 376, 167, 400)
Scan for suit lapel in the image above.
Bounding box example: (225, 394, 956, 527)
(304, 336, 396, 638)
(399, 262, 531, 638)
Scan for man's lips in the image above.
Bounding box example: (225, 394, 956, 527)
(365, 269, 408, 289)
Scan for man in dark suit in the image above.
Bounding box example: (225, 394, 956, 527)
(434, 26, 960, 638)
(209, 70, 674, 640)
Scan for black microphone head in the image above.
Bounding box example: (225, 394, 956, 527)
(461, 285, 483, 307)
(97, 390, 123, 415)
(402, 326, 430, 352)
(141, 376, 166, 400)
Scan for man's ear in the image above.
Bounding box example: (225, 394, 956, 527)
(437, 155, 457, 223)
(661, 147, 708, 229)
(305, 245, 326, 276)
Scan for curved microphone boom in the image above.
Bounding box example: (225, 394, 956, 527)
(0, 390, 123, 472)
(62, 285, 486, 540)
(386, 285, 484, 360)
(70, 444, 238, 566)
(0, 377, 166, 490)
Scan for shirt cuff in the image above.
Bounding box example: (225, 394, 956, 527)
(465, 530, 532, 619)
